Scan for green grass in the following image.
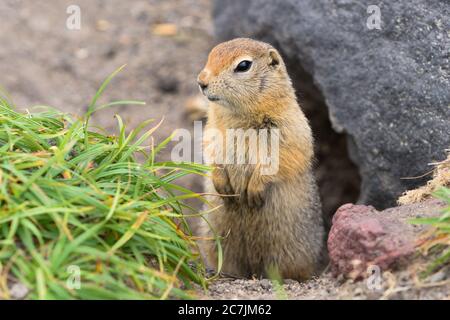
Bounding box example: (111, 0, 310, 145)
(411, 187, 450, 276)
(0, 67, 210, 299)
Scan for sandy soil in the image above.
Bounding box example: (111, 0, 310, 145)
(197, 259, 450, 300)
(0, 0, 213, 197)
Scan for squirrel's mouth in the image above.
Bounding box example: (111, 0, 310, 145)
(206, 95, 220, 102)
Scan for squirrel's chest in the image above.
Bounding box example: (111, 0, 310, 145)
(203, 115, 279, 167)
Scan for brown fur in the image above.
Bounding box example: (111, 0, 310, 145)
(197, 38, 326, 281)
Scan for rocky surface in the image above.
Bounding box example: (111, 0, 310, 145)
(212, 0, 450, 209)
(328, 199, 446, 278)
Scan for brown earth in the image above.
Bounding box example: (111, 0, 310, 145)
(0, 0, 213, 199)
(198, 264, 450, 300)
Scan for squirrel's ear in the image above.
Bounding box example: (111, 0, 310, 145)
(268, 49, 281, 67)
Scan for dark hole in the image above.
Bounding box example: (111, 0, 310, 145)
(284, 56, 362, 231)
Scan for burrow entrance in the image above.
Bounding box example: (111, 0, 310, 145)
(285, 57, 362, 230)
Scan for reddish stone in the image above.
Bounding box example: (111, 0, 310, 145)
(327, 199, 445, 279)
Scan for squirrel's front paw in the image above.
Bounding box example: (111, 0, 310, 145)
(243, 183, 271, 209)
(212, 167, 236, 205)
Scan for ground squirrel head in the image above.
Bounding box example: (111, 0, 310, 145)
(197, 38, 292, 110)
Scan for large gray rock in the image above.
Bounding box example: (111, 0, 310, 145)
(213, 0, 450, 208)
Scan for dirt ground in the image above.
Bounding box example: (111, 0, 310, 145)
(199, 200, 450, 300)
(0, 0, 212, 190)
(198, 262, 450, 300)
(1, 0, 448, 300)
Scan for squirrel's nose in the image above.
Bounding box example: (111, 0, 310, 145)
(197, 80, 208, 92)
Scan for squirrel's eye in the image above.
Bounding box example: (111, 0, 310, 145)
(234, 60, 252, 72)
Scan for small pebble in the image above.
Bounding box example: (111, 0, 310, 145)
(10, 283, 29, 300)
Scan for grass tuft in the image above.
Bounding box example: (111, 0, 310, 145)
(411, 187, 450, 276)
(0, 67, 209, 299)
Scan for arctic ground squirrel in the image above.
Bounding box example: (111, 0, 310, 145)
(197, 38, 326, 281)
